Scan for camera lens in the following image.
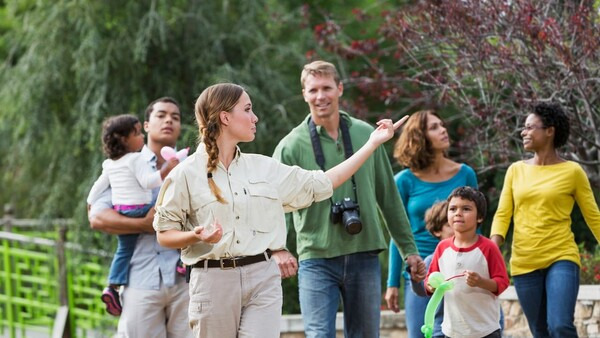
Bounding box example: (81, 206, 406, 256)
(342, 210, 362, 235)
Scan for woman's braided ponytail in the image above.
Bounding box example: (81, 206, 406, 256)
(194, 83, 245, 204)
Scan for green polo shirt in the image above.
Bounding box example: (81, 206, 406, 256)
(273, 111, 418, 261)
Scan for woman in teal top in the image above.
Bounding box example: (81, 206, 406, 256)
(385, 110, 477, 338)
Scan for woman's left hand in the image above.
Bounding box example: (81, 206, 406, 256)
(385, 287, 400, 313)
(194, 220, 223, 244)
(369, 115, 409, 146)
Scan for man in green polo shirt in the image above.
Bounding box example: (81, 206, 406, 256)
(273, 60, 425, 337)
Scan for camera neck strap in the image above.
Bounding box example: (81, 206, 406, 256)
(308, 116, 358, 202)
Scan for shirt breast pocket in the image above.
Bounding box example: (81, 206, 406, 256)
(246, 180, 283, 233)
(189, 192, 223, 230)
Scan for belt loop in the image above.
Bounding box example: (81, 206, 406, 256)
(264, 251, 270, 261)
(203, 260, 208, 271)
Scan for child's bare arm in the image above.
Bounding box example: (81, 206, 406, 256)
(411, 280, 428, 297)
(464, 270, 498, 293)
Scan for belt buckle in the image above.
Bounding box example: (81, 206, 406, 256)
(220, 257, 236, 269)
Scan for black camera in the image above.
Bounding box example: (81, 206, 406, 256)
(331, 197, 362, 235)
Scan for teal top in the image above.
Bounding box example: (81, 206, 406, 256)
(387, 164, 478, 287)
(273, 111, 418, 261)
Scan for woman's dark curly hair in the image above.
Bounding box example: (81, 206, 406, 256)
(532, 102, 570, 148)
(101, 114, 140, 160)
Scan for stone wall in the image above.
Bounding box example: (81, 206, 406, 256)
(281, 285, 600, 338)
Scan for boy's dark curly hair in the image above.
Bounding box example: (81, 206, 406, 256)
(532, 102, 570, 148)
(447, 186, 487, 226)
(101, 114, 140, 160)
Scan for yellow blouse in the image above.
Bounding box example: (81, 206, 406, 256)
(491, 160, 600, 276)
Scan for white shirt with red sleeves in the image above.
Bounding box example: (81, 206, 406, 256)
(427, 235, 509, 338)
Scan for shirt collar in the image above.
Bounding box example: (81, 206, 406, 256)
(304, 110, 353, 136)
(197, 143, 242, 164)
(233, 146, 241, 162)
(140, 145, 157, 164)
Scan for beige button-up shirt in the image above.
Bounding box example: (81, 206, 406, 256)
(153, 144, 333, 264)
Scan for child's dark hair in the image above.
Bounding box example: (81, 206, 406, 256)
(447, 186, 487, 225)
(425, 200, 449, 239)
(102, 114, 140, 160)
(532, 102, 570, 148)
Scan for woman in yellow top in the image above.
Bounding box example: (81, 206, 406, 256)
(151, 83, 407, 337)
(491, 102, 600, 338)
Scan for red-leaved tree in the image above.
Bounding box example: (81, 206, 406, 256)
(310, 0, 600, 189)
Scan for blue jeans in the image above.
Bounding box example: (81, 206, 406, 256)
(404, 277, 430, 338)
(107, 204, 151, 286)
(513, 260, 579, 338)
(299, 251, 381, 338)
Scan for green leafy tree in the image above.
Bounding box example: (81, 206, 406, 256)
(0, 1, 322, 315)
(0, 0, 316, 219)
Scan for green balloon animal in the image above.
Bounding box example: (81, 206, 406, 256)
(421, 272, 456, 338)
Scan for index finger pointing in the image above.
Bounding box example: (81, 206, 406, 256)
(393, 115, 409, 130)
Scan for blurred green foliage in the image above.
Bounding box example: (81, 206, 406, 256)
(0, 0, 321, 227)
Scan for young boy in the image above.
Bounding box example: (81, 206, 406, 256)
(426, 186, 509, 338)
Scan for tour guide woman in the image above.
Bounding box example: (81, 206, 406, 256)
(152, 83, 407, 337)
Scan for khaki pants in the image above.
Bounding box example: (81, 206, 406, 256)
(117, 274, 192, 338)
(188, 257, 282, 338)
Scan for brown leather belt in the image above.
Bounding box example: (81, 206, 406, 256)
(191, 250, 272, 270)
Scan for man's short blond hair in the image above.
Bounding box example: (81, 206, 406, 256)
(301, 60, 341, 88)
